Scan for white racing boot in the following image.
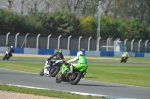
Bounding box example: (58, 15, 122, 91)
(44, 68, 49, 75)
(44, 60, 50, 75)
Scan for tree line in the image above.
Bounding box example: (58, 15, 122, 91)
(0, 0, 150, 40)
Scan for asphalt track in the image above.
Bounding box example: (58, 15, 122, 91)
(0, 59, 150, 99)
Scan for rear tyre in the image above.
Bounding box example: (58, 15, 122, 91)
(39, 69, 44, 76)
(124, 58, 127, 63)
(70, 71, 81, 85)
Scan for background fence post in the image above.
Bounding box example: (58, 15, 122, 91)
(15, 33, 19, 48)
(138, 39, 142, 52)
(88, 36, 92, 51)
(131, 39, 135, 52)
(67, 35, 72, 50)
(47, 34, 51, 49)
(6, 32, 10, 46)
(36, 34, 41, 49)
(78, 36, 82, 50)
(57, 35, 62, 50)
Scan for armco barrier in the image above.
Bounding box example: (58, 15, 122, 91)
(144, 53, 150, 58)
(128, 52, 135, 57)
(134, 52, 144, 57)
(24, 48, 38, 54)
(85, 51, 100, 56)
(14, 48, 24, 53)
(0, 46, 8, 53)
(38, 49, 54, 54)
(1, 46, 150, 57)
(114, 52, 124, 57)
(100, 51, 114, 57)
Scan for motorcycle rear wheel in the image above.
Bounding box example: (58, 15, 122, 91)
(70, 71, 81, 85)
(50, 66, 60, 77)
(6, 55, 10, 60)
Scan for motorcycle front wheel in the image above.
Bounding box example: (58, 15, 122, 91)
(3, 54, 7, 60)
(56, 73, 62, 83)
(39, 69, 44, 76)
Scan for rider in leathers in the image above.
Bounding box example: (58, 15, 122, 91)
(67, 51, 88, 74)
(7, 46, 14, 56)
(44, 49, 64, 74)
(122, 52, 129, 59)
(47, 49, 64, 63)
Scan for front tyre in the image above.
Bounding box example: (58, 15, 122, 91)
(56, 73, 62, 83)
(3, 54, 7, 60)
(70, 71, 81, 85)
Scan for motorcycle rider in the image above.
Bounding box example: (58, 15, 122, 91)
(7, 45, 14, 56)
(47, 49, 64, 63)
(3, 45, 14, 60)
(122, 52, 129, 58)
(121, 52, 129, 62)
(67, 51, 88, 75)
(44, 49, 64, 74)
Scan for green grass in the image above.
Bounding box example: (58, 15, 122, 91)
(86, 64, 150, 87)
(0, 84, 108, 99)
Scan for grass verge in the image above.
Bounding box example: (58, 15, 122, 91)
(0, 84, 108, 99)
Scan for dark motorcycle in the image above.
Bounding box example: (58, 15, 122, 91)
(120, 57, 128, 63)
(3, 51, 12, 60)
(39, 59, 62, 77)
(56, 61, 87, 85)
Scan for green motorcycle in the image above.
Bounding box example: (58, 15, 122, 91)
(56, 62, 87, 85)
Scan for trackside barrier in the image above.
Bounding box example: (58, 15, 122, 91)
(100, 51, 114, 57)
(14, 48, 24, 53)
(85, 51, 100, 57)
(144, 53, 150, 58)
(24, 48, 38, 54)
(134, 53, 144, 57)
(1, 46, 150, 57)
(38, 49, 54, 55)
(128, 52, 134, 57)
(0, 46, 8, 53)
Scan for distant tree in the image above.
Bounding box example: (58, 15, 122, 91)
(43, 10, 80, 37)
(79, 16, 96, 37)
